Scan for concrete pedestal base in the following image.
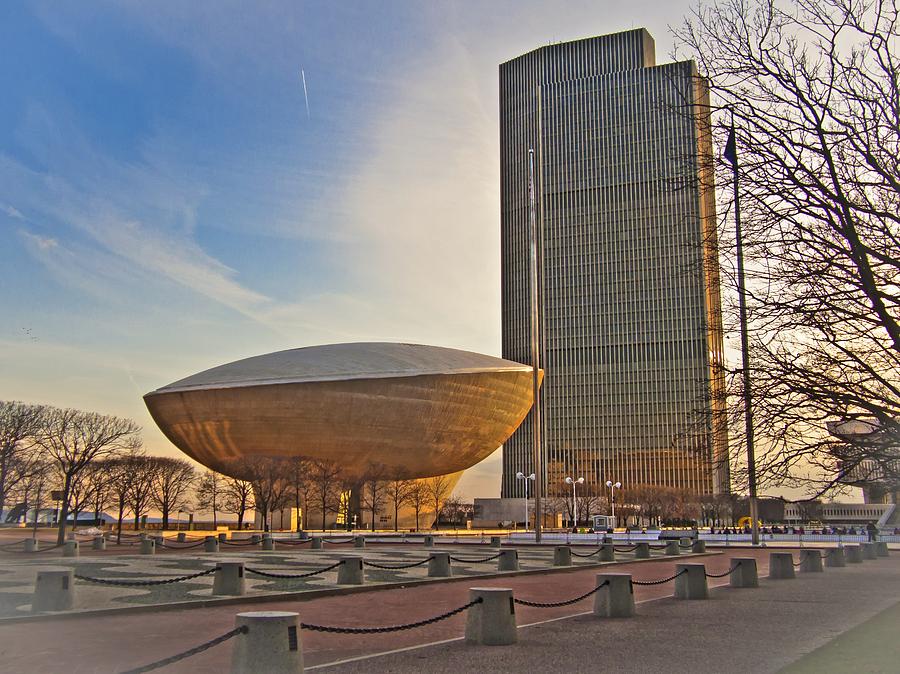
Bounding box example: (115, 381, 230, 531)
(232, 611, 302, 674)
(214, 562, 246, 596)
(423, 535, 435, 548)
(692, 540, 706, 553)
(262, 536, 275, 551)
(354, 536, 366, 549)
(599, 544, 615, 562)
(825, 548, 846, 567)
(635, 542, 651, 559)
(490, 536, 502, 548)
(665, 540, 680, 556)
(337, 557, 364, 584)
(465, 588, 516, 645)
(861, 543, 877, 560)
(311, 537, 323, 550)
(32, 569, 75, 612)
(729, 558, 759, 588)
(218, 533, 227, 543)
(769, 552, 796, 578)
(250, 534, 261, 545)
(24, 539, 38, 553)
(63, 541, 79, 558)
(799, 550, 824, 573)
(92, 536, 106, 551)
(498, 549, 519, 572)
(845, 545, 863, 563)
(593, 573, 635, 618)
(177, 532, 187, 543)
(204, 536, 219, 553)
(428, 552, 452, 577)
(674, 564, 708, 599)
(875, 541, 889, 557)
(553, 546, 572, 566)
(140, 539, 155, 555)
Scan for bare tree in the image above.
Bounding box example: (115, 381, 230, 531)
(195, 470, 225, 529)
(152, 457, 196, 529)
(308, 460, 343, 530)
(361, 463, 389, 531)
(674, 0, 900, 497)
(424, 475, 452, 530)
(407, 480, 427, 531)
(285, 457, 312, 532)
(221, 473, 254, 530)
(126, 455, 158, 531)
(32, 406, 141, 543)
(440, 495, 470, 527)
(385, 475, 414, 532)
(0, 401, 45, 517)
(243, 457, 291, 531)
(105, 453, 140, 541)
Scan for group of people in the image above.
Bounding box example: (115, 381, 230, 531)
(708, 522, 894, 539)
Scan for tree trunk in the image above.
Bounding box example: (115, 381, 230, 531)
(394, 500, 399, 532)
(116, 499, 125, 543)
(161, 506, 169, 530)
(237, 506, 245, 530)
(56, 472, 73, 545)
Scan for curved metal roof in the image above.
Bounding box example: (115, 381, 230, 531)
(146, 342, 532, 394)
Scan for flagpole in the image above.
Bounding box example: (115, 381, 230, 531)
(728, 115, 760, 546)
(528, 147, 543, 544)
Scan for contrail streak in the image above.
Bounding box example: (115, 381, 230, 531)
(300, 69, 310, 119)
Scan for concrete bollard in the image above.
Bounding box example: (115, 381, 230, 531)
(635, 542, 651, 559)
(599, 543, 615, 562)
(310, 536, 323, 550)
(262, 535, 275, 551)
(692, 540, 706, 553)
(768, 552, 796, 578)
(825, 547, 846, 567)
(490, 536, 502, 548)
(337, 557, 364, 585)
(875, 541, 889, 557)
(205, 536, 219, 553)
(92, 536, 106, 551)
(799, 549, 824, 573)
(729, 558, 759, 588)
(140, 538, 156, 555)
(213, 562, 246, 596)
(553, 546, 572, 567)
(63, 540, 79, 558)
(423, 535, 435, 548)
(32, 569, 75, 612)
(679, 537, 692, 549)
(231, 611, 302, 674)
(593, 573, 635, 618)
(354, 535, 366, 549)
(177, 532, 187, 543)
(861, 542, 877, 560)
(218, 532, 228, 543)
(428, 552, 452, 577)
(464, 588, 516, 646)
(845, 545, 863, 563)
(250, 534, 261, 545)
(498, 549, 519, 572)
(665, 540, 680, 556)
(674, 563, 708, 599)
(24, 539, 38, 553)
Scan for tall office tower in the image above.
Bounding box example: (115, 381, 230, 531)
(500, 29, 729, 500)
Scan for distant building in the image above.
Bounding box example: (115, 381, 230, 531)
(500, 29, 729, 499)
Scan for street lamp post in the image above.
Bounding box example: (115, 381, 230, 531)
(605, 481, 622, 526)
(515, 472, 536, 530)
(564, 476, 585, 530)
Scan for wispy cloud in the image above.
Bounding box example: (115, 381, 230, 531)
(1, 203, 25, 220)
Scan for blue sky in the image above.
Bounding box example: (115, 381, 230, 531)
(0, 0, 698, 498)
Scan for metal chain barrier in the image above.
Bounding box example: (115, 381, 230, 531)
(244, 561, 342, 579)
(821, 550, 835, 559)
(363, 556, 435, 570)
(75, 567, 220, 587)
(792, 558, 804, 567)
(570, 548, 601, 558)
(705, 562, 742, 578)
(614, 545, 639, 552)
(119, 625, 247, 674)
(3, 542, 65, 553)
(448, 552, 502, 563)
(0, 538, 31, 549)
(632, 568, 688, 586)
(648, 544, 669, 550)
(322, 537, 355, 544)
(220, 539, 259, 546)
(159, 540, 208, 550)
(679, 541, 694, 548)
(273, 539, 312, 546)
(514, 580, 610, 608)
(300, 597, 483, 634)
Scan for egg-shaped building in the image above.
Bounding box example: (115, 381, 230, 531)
(144, 342, 539, 480)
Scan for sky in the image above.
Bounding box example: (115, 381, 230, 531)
(0, 0, 705, 499)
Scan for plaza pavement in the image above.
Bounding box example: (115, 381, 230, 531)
(0, 547, 896, 673)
